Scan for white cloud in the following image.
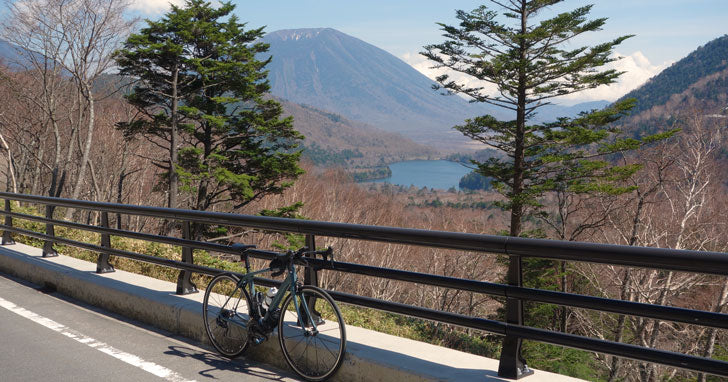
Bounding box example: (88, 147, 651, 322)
(556, 51, 672, 105)
(129, 0, 184, 14)
(402, 51, 671, 106)
(401, 52, 499, 100)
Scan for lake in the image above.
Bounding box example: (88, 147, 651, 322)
(370, 160, 472, 190)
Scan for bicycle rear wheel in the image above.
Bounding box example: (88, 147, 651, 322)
(278, 285, 346, 381)
(203, 273, 252, 357)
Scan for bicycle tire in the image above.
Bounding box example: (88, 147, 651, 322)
(203, 273, 252, 357)
(278, 285, 346, 381)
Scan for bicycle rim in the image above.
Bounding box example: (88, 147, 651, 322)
(278, 286, 346, 381)
(203, 273, 251, 357)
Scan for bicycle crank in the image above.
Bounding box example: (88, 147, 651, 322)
(248, 318, 269, 345)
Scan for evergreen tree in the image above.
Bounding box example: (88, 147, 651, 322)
(422, 0, 657, 237)
(459, 171, 492, 191)
(423, 1, 676, 377)
(115, 0, 303, 232)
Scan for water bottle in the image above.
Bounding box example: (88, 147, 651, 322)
(263, 287, 277, 310)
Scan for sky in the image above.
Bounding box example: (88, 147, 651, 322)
(131, 0, 728, 105)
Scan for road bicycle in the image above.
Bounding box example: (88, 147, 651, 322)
(203, 245, 346, 381)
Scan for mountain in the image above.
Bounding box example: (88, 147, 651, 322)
(0, 38, 69, 74)
(619, 35, 728, 117)
(278, 99, 435, 166)
(618, 66, 728, 136)
(262, 28, 621, 151)
(0, 37, 432, 167)
(262, 28, 505, 151)
(0, 39, 32, 69)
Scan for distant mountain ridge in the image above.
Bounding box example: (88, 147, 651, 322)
(262, 28, 499, 150)
(277, 98, 435, 166)
(0, 39, 26, 67)
(603, 34, 728, 140)
(1, 32, 621, 156)
(262, 28, 614, 150)
(0, 38, 47, 70)
(619, 35, 728, 116)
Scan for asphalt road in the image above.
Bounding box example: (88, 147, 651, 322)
(0, 271, 298, 382)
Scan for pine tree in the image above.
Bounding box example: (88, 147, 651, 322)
(422, 0, 657, 237)
(115, 0, 304, 234)
(423, 1, 676, 377)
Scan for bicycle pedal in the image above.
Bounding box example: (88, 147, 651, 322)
(251, 334, 268, 345)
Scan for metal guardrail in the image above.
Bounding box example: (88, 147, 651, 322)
(0, 192, 727, 379)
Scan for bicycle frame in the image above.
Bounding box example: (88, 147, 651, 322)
(225, 254, 319, 333)
(204, 247, 346, 381)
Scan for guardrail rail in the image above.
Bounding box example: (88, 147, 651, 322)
(0, 192, 727, 379)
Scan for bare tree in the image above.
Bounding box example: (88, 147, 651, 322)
(574, 140, 675, 381)
(0, 70, 38, 194)
(1, 0, 76, 199)
(0, 129, 18, 193)
(54, 0, 136, 218)
(1, 0, 135, 216)
(576, 110, 726, 382)
(537, 191, 623, 333)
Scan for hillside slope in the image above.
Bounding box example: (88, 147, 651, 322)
(263, 28, 617, 150)
(605, 35, 728, 140)
(619, 66, 728, 137)
(619, 35, 728, 116)
(262, 28, 500, 150)
(0, 38, 51, 70)
(279, 99, 435, 166)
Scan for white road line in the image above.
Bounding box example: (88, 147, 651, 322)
(0, 296, 196, 382)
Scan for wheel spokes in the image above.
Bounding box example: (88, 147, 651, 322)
(279, 287, 345, 379)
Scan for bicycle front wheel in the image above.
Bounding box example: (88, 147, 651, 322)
(203, 273, 252, 357)
(278, 285, 346, 381)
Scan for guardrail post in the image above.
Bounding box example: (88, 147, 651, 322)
(96, 212, 115, 273)
(304, 234, 319, 288)
(303, 234, 323, 324)
(498, 255, 533, 379)
(42, 205, 58, 257)
(2, 199, 15, 245)
(176, 221, 197, 295)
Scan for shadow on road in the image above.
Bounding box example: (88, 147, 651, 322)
(165, 345, 296, 381)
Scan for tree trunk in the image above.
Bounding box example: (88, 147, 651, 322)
(48, 110, 68, 199)
(193, 118, 213, 240)
(49, 95, 66, 198)
(161, 66, 180, 236)
(697, 279, 728, 382)
(639, 271, 674, 382)
(499, 7, 529, 374)
(88, 158, 102, 202)
(559, 261, 568, 333)
(16, 146, 29, 193)
(116, 142, 130, 230)
(65, 83, 95, 220)
(608, 269, 632, 382)
(169, 66, 180, 210)
(0, 133, 18, 193)
(608, 189, 649, 382)
(30, 145, 43, 195)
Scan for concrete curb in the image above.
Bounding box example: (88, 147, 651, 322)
(0, 242, 583, 382)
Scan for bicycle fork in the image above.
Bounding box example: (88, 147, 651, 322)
(293, 290, 320, 336)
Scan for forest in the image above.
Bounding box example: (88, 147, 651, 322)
(0, 0, 727, 381)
